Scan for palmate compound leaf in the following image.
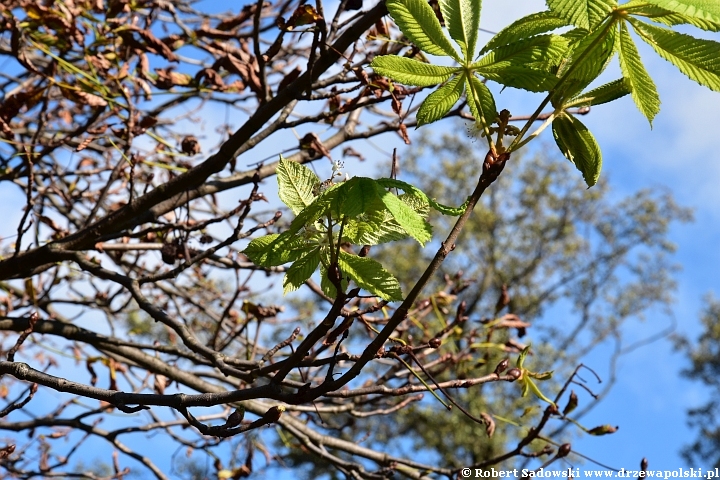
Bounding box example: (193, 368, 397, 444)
(338, 251, 403, 301)
(629, 18, 720, 91)
(546, 0, 617, 31)
(481, 10, 569, 54)
(416, 73, 466, 126)
(370, 56, 460, 87)
(386, 0, 460, 61)
(439, 0, 481, 60)
(617, 21, 660, 126)
(552, 112, 602, 188)
(283, 247, 321, 293)
(244, 187, 339, 266)
(563, 78, 632, 108)
(648, 0, 720, 24)
(276, 156, 319, 214)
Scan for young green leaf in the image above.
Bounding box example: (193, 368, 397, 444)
(648, 0, 720, 24)
(244, 234, 312, 267)
(376, 184, 433, 245)
(386, 0, 460, 61)
(617, 22, 660, 125)
(546, 0, 616, 31)
(344, 193, 430, 245)
(524, 375, 557, 405)
(338, 251, 403, 301)
(416, 74, 465, 126)
(630, 19, 720, 91)
(439, 0, 481, 60)
(283, 248, 321, 293)
(336, 177, 382, 218)
(466, 75, 498, 125)
(276, 156, 319, 215)
(481, 11, 569, 54)
(370, 56, 460, 86)
(249, 188, 338, 266)
(376, 177, 467, 216)
(516, 345, 530, 368)
(478, 66, 560, 92)
(563, 78, 632, 108)
(552, 113, 602, 188)
(475, 34, 569, 69)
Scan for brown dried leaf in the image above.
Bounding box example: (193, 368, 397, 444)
(285, 5, 323, 30)
(216, 4, 256, 31)
(127, 26, 178, 62)
(299, 132, 332, 160)
(392, 95, 402, 115)
(195, 68, 225, 90)
(397, 123, 410, 145)
(0, 444, 15, 460)
(153, 375, 167, 395)
(74, 90, 108, 107)
(76, 136, 94, 152)
(342, 146, 365, 161)
(154, 68, 193, 89)
(180, 135, 201, 156)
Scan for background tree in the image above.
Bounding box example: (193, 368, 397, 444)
(0, 0, 718, 478)
(677, 298, 720, 469)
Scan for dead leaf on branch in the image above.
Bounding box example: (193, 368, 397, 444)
(122, 26, 178, 62)
(300, 132, 332, 160)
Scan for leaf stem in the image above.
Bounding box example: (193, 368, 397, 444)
(465, 72, 496, 153)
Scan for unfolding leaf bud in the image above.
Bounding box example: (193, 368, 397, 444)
(494, 358, 509, 375)
(557, 443, 571, 458)
(225, 407, 245, 428)
(587, 424, 618, 436)
(563, 390, 578, 416)
(263, 405, 285, 423)
(506, 368, 522, 381)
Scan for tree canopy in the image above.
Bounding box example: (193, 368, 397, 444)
(0, 0, 718, 478)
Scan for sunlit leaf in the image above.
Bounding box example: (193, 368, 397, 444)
(277, 156, 319, 214)
(386, 0, 460, 60)
(338, 251, 403, 301)
(546, 0, 616, 30)
(552, 113, 602, 187)
(617, 21, 660, 125)
(416, 74, 465, 126)
(370, 56, 460, 86)
(283, 248, 321, 293)
(439, 0, 481, 59)
(481, 11, 568, 54)
(630, 19, 720, 91)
